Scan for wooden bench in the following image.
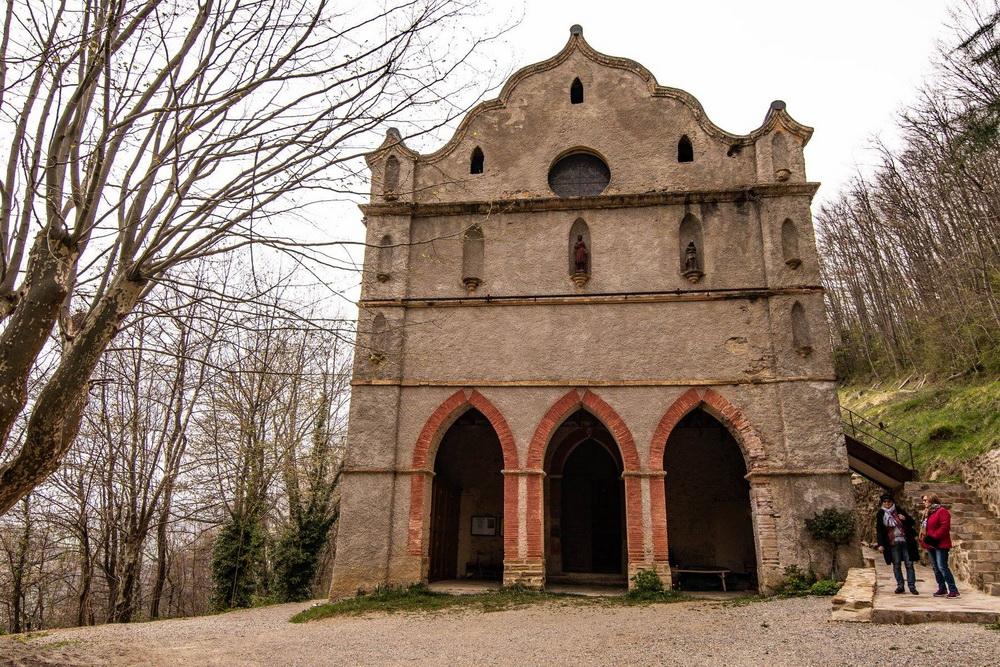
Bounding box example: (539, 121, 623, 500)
(671, 567, 731, 592)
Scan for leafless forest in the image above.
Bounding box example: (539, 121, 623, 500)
(817, 3, 1000, 381)
(0, 0, 503, 632)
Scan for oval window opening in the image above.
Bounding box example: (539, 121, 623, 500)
(548, 152, 610, 198)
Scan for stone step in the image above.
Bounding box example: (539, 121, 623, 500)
(990, 583, 1000, 596)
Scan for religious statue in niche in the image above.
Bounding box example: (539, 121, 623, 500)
(572, 234, 590, 286)
(682, 241, 704, 283)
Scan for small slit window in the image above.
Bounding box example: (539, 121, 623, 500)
(678, 135, 694, 163)
(570, 78, 583, 104)
(470, 146, 484, 174)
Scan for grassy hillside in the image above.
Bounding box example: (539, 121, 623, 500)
(838, 378, 1000, 475)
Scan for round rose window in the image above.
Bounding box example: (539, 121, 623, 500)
(547, 152, 610, 197)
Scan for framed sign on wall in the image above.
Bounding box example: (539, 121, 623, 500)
(470, 515, 498, 536)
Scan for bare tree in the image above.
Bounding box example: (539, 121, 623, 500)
(817, 0, 1000, 380)
(0, 0, 501, 515)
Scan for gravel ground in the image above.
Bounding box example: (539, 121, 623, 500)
(2, 596, 999, 666)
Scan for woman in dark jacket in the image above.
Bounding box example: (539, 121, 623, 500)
(920, 493, 960, 598)
(875, 493, 920, 594)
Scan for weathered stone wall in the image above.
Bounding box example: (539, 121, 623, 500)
(962, 448, 1000, 517)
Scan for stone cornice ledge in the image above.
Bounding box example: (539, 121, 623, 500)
(360, 183, 821, 219)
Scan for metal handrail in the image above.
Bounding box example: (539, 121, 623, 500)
(840, 405, 916, 471)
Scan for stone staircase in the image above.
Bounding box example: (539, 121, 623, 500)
(902, 482, 1000, 596)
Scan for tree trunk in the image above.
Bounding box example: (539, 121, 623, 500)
(8, 497, 31, 633)
(76, 520, 93, 626)
(112, 537, 143, 623)
(0, 275, 145, 515)
(149, 504, 171, 619)
(0, 230, 76, 452)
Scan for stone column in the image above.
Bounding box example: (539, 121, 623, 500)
(502, 469, 546, 588)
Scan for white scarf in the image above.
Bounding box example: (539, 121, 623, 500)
(882, 504, 898, 528)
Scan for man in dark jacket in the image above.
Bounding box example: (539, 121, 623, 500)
(875, 493, 919, 594)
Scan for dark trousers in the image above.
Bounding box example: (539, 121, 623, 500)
(928, 547, 958, 593)
(890, 542, 915, 588)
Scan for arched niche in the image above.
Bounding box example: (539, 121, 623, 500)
(376, 234, 393, 282)
(781, 219, 801, 269)
(677, 135, 694, 163)
(570, 77, 583, 104)
(470, 146, 484, 175)
(771, 133, 790, 181)
(383, 155, 400, 199)
(678, 213, 705, 283)
(462, 225, 484, 293)
(371, 313, 388, 363)
(791, 301, 812, 356)
(568, 218, 591, 285)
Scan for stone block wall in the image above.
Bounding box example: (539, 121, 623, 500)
(962, 447, 1000, 517)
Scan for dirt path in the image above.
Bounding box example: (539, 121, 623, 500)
(3, 596, 998, 666)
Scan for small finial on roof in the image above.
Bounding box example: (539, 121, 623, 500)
(386, 127, 402, 140)
(570, 24, 583, 36)
(770, 100, 786, 111)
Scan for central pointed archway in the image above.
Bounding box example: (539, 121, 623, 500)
(545, 412, 625, 580)
(525, 389, 643, 587)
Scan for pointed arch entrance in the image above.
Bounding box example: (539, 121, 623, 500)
(407, 390, 519, 582)
(546, 411, 625, 579)
(526, 389, 643, 586)
(648, 388, 773, 592)
(428, 408, 504, 581)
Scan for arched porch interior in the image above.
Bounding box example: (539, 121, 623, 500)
(544, 409, 626, 584)
(664, 408, 757, 590)
(428, 408, 504, 582)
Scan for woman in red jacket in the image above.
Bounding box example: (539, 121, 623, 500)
(920, 493, 960, 598)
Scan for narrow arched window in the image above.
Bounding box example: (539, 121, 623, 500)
(470, 146, 484, 174)
(679, 213, 705, 283)
(771, 133, 789, 181)
(570, 77, 584, 104)
(791, 301, 812, 356)
(371, 313, 388, 363)
(781, 219, 801, 268)
(677, 135, 694, 163)
(383, 155, 400, 197)
(462, 225, 484, 293)
(376, 234, 393, 282)
(568, 218, 591, 284)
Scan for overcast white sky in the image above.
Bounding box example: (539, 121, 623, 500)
(326, 0, 957, 308)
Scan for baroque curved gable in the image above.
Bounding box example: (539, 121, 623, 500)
(367, 25, 815, 203)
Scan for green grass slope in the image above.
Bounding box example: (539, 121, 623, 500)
(838, 378, 1000, 475)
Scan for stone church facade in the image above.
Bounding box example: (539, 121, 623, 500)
(330, 26, 859, 596)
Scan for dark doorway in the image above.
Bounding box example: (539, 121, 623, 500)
(663, 409, 757, 591)
(428, 409, 504, 582)
(545, 410, 625, 582)
(561, 439, 622, 573)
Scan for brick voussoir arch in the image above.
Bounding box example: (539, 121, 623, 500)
(525, 388, 644, 562)
(407, 389, 519, 558)
(647, 387, 768, 470)
(647, 387, 769, 564)
(527, 389, 641, 471)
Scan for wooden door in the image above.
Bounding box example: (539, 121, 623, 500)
(429, 480, 461, 581)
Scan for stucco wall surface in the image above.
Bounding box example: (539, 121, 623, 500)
(329, 26, 860, 598)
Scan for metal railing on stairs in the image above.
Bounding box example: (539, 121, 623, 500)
(841, 405, 916, 472)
